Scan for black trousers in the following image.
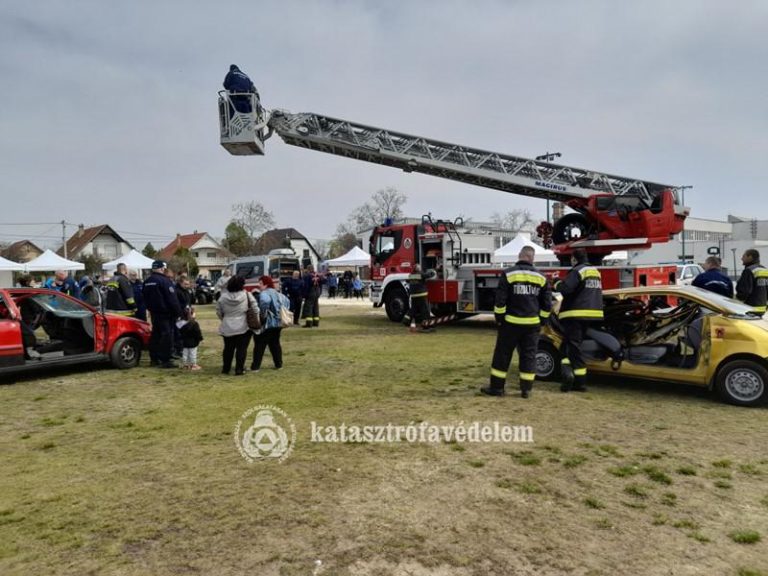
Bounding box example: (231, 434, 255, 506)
(560, 319, 588, 386)
(302, 292, 320, 326)
(489, 324, 540, 391)
(410, 295, 430, 325)
(149, 314, 174, 364)
(251, 329, 283, 370)
(222, 332, 251, 374)
(289, 295, 303, 325)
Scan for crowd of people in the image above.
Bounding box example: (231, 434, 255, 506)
(16, 246, 767, 392)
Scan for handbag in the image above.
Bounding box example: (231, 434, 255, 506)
(279, 295, 293, 328)
(245, 292, 261, 330)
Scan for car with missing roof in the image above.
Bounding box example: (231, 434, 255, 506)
(536, 285, 768, 406)
(0, 288, 151, 376)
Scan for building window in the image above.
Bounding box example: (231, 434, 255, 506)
(303, 249, 310, 259)
(207, 252, 217, 258)
(194, 252, 200, 258)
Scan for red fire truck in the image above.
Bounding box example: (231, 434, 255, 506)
(218, 87, 686, 322)
(369, 216, 676, 322)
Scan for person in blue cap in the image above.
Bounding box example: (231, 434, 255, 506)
(142, 260, 182, 368)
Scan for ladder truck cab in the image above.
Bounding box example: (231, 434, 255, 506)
(369, 217, 677, 323)
(218, 83, 689, 296)
(370, 216, 498, 322)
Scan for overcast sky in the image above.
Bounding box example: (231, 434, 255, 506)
(1, 0, 766, 251)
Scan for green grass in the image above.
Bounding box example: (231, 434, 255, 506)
(730, 530, 761, 544)
(2, 303, 768, 575)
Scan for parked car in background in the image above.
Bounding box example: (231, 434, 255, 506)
(537, 285, 768, 406)
(0, 288, 151, 375)
(676, 263, 704, 286)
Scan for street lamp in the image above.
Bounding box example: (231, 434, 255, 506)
(731, 247, 738, 280)
(535, 152, 562, 222)
(679, 185, 693, 262)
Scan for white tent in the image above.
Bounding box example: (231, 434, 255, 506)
(0, 256, 23, 288)
(0, 256, 24, 271)
(325, 246, 371, 267)
(102, 249, 156, 271)
(493, 233, 558, 263)
(23, 249, 85, 272)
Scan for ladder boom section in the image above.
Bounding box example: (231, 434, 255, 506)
(269, 111, 676, 206)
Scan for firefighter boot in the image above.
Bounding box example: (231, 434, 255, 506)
(313, 319, 320, 327)
(560, 363, 574, 392)
(480, 386, 506, 397)
(520, 383, 532, 399)
(572, 374, 588, 393)
(303, 320, 312, 328)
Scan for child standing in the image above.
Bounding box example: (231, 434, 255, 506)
(180, 308, 204, 371)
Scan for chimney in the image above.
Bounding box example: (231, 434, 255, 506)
(176, 233, 181, 247)
(77, 224, 85, 237)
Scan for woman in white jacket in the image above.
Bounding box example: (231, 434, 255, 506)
(216, 275, 258, 375)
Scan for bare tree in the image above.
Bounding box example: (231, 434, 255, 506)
(490, 209, 534, 233)
(232, 201, 276, 245)
(312, 239, 330, 261)
(348, 187, 407, 232)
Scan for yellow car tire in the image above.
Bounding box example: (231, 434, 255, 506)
(535, 341, 561, 381)
(714, 360, 768, 407)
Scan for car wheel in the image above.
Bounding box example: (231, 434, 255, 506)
(384, 285, 408, 323)
(535, 341, 561, 381)
(715, 360, 768, 406)
(111, 336, 142, 369)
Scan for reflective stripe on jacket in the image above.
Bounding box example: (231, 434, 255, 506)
(554, 263, 604, 320)
(736, 263, 768, 312)
(494, 261, 552, 325)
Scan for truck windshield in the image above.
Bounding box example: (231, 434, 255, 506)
(374, 231, 402, 263)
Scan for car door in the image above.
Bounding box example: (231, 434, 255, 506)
(0, 290, 25, 367)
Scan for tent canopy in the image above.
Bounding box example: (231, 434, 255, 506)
(102, 249, 156, 271)
(325, 246, 371, 267)
(493, 233, 558, 263)
(24, 249, 85, 272)
(0, 255, 24, 271)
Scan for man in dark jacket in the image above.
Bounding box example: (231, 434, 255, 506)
(223, 64, 259, 114)
(284, 270, 304, 325)
(692, 256, 733, 298)
(45, 270, 81, 300)
(301, 265, 323, 327)
(143, 260, 182, 368)
(736, 249, 768, 314)
(128, 270, 147, 321)
(105, 263, 137, 316)
(407, 265, 433, 332)
(482, 246, 551, 398)
(553, 249, 604, 393)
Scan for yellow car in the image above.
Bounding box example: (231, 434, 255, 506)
(536, 285, 768, 406)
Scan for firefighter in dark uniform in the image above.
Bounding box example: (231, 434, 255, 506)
(553, 249, 604, 392)
(143, 260, 182, 368)
(105, 263, 137, 316)
(482, 246, 551, 398)
(408, 264, 433, 332)
(736, 249, 768, 315)
(301, 265, 323, 328)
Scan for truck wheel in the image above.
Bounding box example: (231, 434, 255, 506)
(197, 294, 206, 305)
(715, 360, 768, 406)
(384, 286, 408, 323)
(552, 213, 591, 245)
(111, 337, 142, 369)
(535, 341, 561, 381)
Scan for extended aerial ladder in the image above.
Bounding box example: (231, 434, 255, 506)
(218, 89, 688, 263)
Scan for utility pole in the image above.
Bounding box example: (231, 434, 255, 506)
(679, 185, 693, 262)
(731, 247, 738, 281)
(535, 152, 562, 222)
(61, 220, 67, 259)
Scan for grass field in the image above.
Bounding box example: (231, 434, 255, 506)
(1, 301, 767, 576)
